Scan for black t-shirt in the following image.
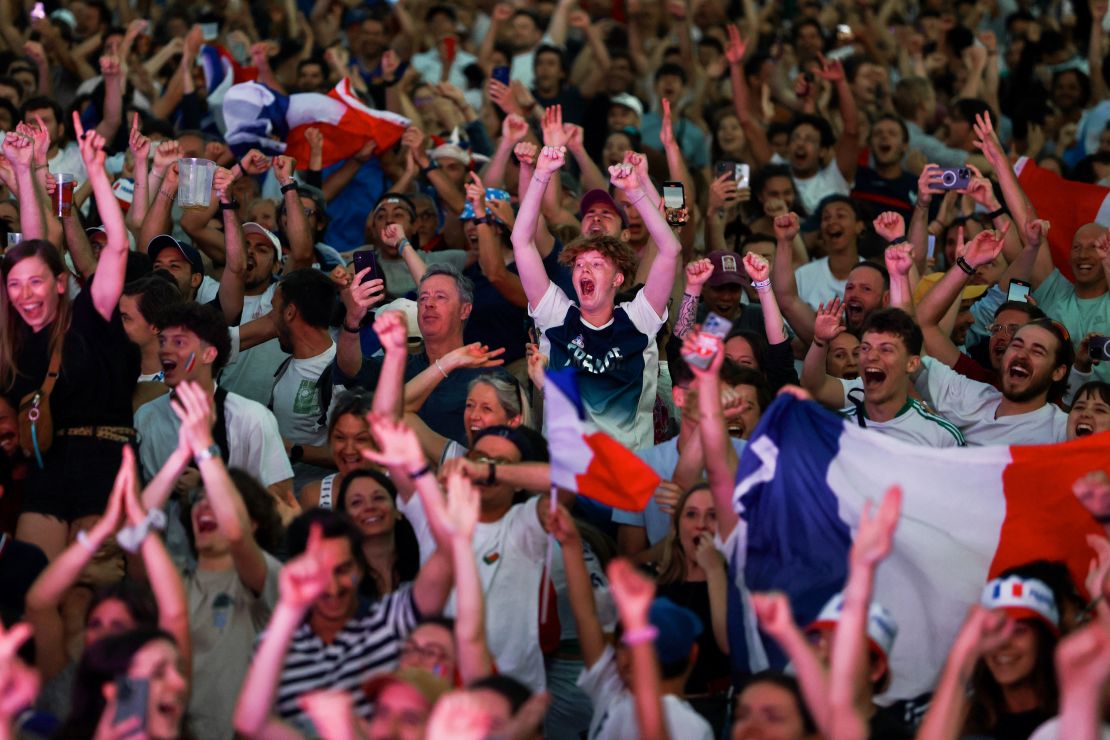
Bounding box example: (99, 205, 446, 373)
(6, 288, 138, 430)
(869, 705, 915, 739)
(850, 166, 919, 223)
(655, 579, 731, 694)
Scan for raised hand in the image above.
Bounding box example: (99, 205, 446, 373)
(212, 167, 237, 202)
(973, 112, 1005, 166)
(487, 78, 519, 116)
(152, 139, 182, 173)
(815, 53, 845, 82)
(814, 298, 846, 343)
(773, 212, 800, 242)
(502, 113, 530, 145)
(380, 223, 409, 249)
(653, 480, 683, 515)
(0, 619, 36, 723)
(442, 342, 507, 372)
(743, 252, 770, 284)
(491, 3, 513, 22)
(680, 328, 725, 378)
(568, 9, 591, 28)
(28, 114, 50, 164)
(884, 243, 914, 277)
(916, 164, 945, 206)
(725, 24, 746, 64)
(2, 132, 34, 170)
(1022, 218, 1049, 248)
(608, 558, 655, 627)
(1085, 534, 1110, 603)
(240, 149, 272, 175)
(541, 105, 567, 148)
(608, 161, 641, 193)
(535, 145, 566, 176)
(73, 112, 107, 171)
(708, 172, 739, 214)
(872, 211, 906, 243)
(958, 223, 1010, 268)
(660, 98, 676, 151)
(850, 485, 901, 569)
(272, 154, 296, 182)
(1054, 609, 1110, 704)
(526, 343, 548, 390)
(128, 112, 150, 160)
(465, 171, 486, 215)
(340, 273, 385, 323)
(623, 150, 652, 189)
(100, 54, 122, 83)
(361, 413, 426, 471)
(685, 258, 715, 294)
(373, 310, 409, 355)
(564, 123, 585, 152)
(279, 523, 330, 608)
(445, 470, 480, 541)
(960, 164, 997, 208)
(170, 379, 217, 456)
(304, 127, 324, 154)
(751, 591, 799, 639)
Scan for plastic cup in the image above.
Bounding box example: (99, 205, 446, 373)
(6, 232, 21, 248)
(176, 158, 217, 210)
(53, 173, 77, 217)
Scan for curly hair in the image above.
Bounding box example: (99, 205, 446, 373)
(558, 234, 638, 286)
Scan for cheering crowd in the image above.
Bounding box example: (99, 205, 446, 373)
(0, 0, 1109, 737)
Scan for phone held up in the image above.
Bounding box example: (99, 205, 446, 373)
(352, 250, 380, 285)
(662, 181, 688, 226)
(1006, 279, 1031, 303)
(684, 312, 733, 370)
(492, 66, 511, 86)
(114, 677, 150, 728)
(715, 161, 750, 189)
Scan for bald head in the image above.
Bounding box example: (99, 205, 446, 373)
(1071, 223, 1109, 289)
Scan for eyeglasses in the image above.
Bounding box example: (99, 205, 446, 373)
(400, 639, 449, 664)
(989, 323, 1021, 336)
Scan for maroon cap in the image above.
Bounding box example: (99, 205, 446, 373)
(578, 189, 629, 228)
(706, 250, 745, 287)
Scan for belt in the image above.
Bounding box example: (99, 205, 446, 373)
(56, 426, 136, 443)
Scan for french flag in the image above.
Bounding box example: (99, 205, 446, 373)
(545, 368, 660, 510)
(1014, 156, 1110, 282)
(725, 395, 1106, 700)
(220, 80, 409, 170)
(197, 44, 256, 108)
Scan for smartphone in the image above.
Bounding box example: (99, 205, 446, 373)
(201, 21, 219, 41)
(684, 312, 733, 369)
(662, 181, 687, 226)
(735, 163, 750, 189)
(352, 250, 379, 285)
(715, 161, 737, 180)
(1007, 279, 1031, 302)
(114, 677, 149, 727)
(927, 234, 936, 260)
(492, 66, 511, 86)
(30, 1, 45, 19)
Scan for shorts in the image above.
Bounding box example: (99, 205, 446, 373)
(21, 435, 127, 523)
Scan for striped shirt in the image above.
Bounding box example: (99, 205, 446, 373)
(272, 585, 421, 726)
(840, 380, 966, 447)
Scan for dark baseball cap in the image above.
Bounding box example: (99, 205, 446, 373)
(706, 250, 745, 287)
(578, 189, 629, 228)
(147, 235, 204, 275)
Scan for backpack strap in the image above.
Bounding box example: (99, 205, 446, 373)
(268, 356, 294, 412)
(213, 388, 231, 460)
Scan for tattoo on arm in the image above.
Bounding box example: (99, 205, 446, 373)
(674, 293, 699, 339)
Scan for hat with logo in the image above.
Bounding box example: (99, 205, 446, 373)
(806, 593, 899, 667)
(578, 189, 629, 228)
(980, 575, 1060, 634)
(147, 235, 205, 275)
(706, 250, 746, 287)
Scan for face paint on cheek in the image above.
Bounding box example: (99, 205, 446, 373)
(184, 352, 197, 373)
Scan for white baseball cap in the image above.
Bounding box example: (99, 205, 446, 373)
(980, 575, 1059, 634)
(806, 593, 899, 666)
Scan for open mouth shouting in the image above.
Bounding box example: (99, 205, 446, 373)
(862, 366, 888, 388)
(844, 299, 864, 325)
(578, 276, 596, 300)
(195, 510, 219, 535)
(1074, 421, 1096, 437)
(1006, 359, 1032, 383)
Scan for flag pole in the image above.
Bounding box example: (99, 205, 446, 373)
(539, 482, 557, 623)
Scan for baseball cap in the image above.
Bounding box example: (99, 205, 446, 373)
(649, 597, 703, 665)
(112, 177, 134, 212)
(578, 189, 629, 228)
(610, 93, 644, 118)
(242, 222, 282, 261)
(460, 187, 512, 222)
(377, 298, 422, 341)
(706, 250, 746, 287)
(806, 593, 899, 667)
(147, 235, 204, 275)
(912, 271, 988, 305)
(363, 667, 451, 709)
(980, 575, 1060, 634)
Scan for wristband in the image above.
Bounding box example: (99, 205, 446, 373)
(76, 529, 97, 554)
(280, 181, 298, 195)
(813, 339, 826, 348)
(116, 509, 167, 554)
(533, 174, 552, 185)
(435, 359, 449, 379)
(397, 238, 410, 254)
(194, 443, 221, 464)
(343, 321, 363, 333)
(888, 236, 907, 246)
(984, 205, 1007, 220)
(751, 278, 771, 290)
(420, 162, 438, 176)
(408, 464, 432, 479)
(621, 625, 659, 647)
(219, 199, 239, 211)
(955, 256, 976, 275)
(486, 462, 497, 486)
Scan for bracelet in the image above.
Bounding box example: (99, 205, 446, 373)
(76, 529, 97, 554)
(219, 199, 240, 211)
(435, 359, 449, 379)
(888, 236, 907, 246)
(32, 163, 48, 171)
(486, 462, 497, 486)
(621, 625, 659, 647)
(116, 509, 167, 554)
(343, 321, 362, 333)
(916, 199, 931, 210)
(751, 278, 771, 290)
(533, 174, 551, 185)
(408, 464, 432, 479)
(397, 238, 410, 254)
(985, 205, 1007, 220)
(280, 181, 298, 195)
(194, 443, 221, 464)
(420, 162, 438, 176)
(955, 256, 976, 276)
(813, 339, 826, 348)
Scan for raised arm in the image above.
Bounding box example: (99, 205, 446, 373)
(96, 55, 125, 144)
(4, 134, 46, 241)
(274, 156, 314, 274)
(126, 114, 152, 237)
(75, 112, 129, 322)
(608, 559, 670, 740)
(213, 167, 246, 323)
(745, 253, 787, 344)
(973, 113, 1035, 236)
(465, 173, 529, 308)
(801, 298, 850, 408)
(382, 223, 428, 284)
(1051, 603, 1110, 740)
(510, 146, 564, 308)
(612, 160, 680, 318)
(334, 271, 386, 379)
(444, 472, 495, 681)
(816, 55, 860, 183)
(726, 24, 771, 166)
(674, 259, 712, 340)
(550, 505, 607, 668)
(402, 343, 505, 413)
(874, 213, 915, 312)
(371, 311, 410, 420)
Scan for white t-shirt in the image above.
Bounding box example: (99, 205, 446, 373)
(913, 357, 1068, 445)
(135, 390, 293, 487)
(577, 646, 714, 740)
(839, 379, 966, 447)
(186, 553, 282, 740)
(401, 494, 549, 691)
(771, 154, 851, 214)
(794, 256, 859, 311)
(219, 285, 290, 405)
(530, 282, 666, 450)
(270, 343, 337, 446)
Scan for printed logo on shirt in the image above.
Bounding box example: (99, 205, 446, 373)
(571, 334, 586, 349)
(482, 550, 500, 565)
(293, 379, 321, 414)
(212, 592, 232, 630)
(565, 343, 624, 374)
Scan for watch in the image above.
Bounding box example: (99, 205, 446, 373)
(218, 199, 240, 211)
(194, 444, 221, 463)
(280, 181, 298, 195)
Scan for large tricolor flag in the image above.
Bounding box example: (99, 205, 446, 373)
(725, 395, 1106, 700)
(545, 368, 660, 510)
(197, 44, 256, 109)
(220, 80, 409, 170)
(1015, 156, 1110, 281)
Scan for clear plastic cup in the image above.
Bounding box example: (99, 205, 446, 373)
(176, 158, 217, 210)
(53, 173, 77, 217)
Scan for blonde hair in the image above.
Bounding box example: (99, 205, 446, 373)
(656, 483, 713, 586)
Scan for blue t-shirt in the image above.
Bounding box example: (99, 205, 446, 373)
(322, 159, 385, 250)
